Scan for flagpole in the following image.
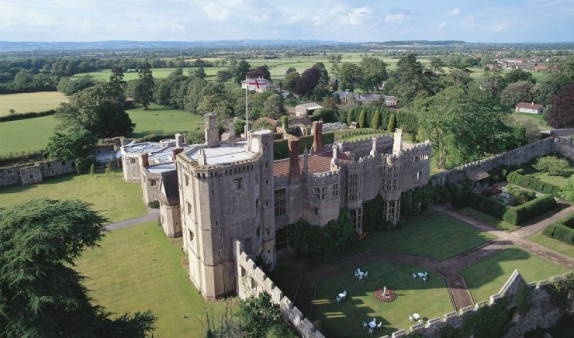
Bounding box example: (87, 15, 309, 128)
(245, 76, 249, 137)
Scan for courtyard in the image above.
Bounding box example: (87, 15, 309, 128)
(275, 206, 574, 337)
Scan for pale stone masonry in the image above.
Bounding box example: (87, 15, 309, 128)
(121, 113, 432, 300)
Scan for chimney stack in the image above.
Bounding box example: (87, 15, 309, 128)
(288, 137, 300, 178)
(175, 133, 184, 148)
(312, 121, 323, 154)
(140, 153, 149, 168)
(172, 147, 183, 160)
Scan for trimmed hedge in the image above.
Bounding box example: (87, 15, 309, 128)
(543, 215, 574, 246)
(0, 110, 55, 122)
(507, 171, 560, 195)
(502, 195, 557, 225)
(455, 191, 557, 225)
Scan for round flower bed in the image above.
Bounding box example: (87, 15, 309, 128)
(373, 288, 396, 303)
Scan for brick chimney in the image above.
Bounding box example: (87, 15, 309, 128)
(288, 138, 300, 178)
(140, 153, 149, 168)
(312, 121, 323, 154)
(172, 147, 183, 159)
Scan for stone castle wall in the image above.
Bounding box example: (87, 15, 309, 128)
(431, 138, 555, 186)
(235, 241, 325, 338)
(0, 158, 77, 187)
(384, 270, 572, 338)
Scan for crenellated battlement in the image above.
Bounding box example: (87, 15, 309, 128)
(235, 241, 325, 338)
(431, 138, 556, 186)
(387, 270, 572, 338)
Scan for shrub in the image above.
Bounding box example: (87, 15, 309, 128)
(147, 200, 160, 209)
(534, 156, 570, 176)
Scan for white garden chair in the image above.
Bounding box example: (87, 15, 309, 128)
(376, 322, 382, 330)
(363, 321, 368, 329)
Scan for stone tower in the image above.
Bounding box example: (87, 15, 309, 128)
(176, 124, 275, 300)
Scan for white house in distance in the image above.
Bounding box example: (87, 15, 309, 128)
(241, 78, 272, 93)
(516, 102, 544, 114)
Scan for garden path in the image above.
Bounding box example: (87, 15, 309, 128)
(104, 208, 159, 231)
(296, 205, 574, 319)
(433, 205, 574, 269)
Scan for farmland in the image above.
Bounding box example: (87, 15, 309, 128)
(0, 91, 67, 116)
(0, 103, 202, 156)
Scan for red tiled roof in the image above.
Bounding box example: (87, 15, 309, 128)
(516, 102, 543, 110)
(273, 150, 350, 176)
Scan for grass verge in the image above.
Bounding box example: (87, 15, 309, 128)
(529, 232, 574, 259)
(76, 220, 230, 338)
(460, 246, 571, 303)
(457, 207, 521, 232)
(312, 261, 453, 337)
(0, 170, 146, 222)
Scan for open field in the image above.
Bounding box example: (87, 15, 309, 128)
(129, 103, 204, 138)
(0, 104, 202, 156)
(312, 261, 452, 337)
(0, 170, 146, 222)
(0, 114, 58, 155)
(330, 212, 495, 262)
(76, 220, 230, 338)
(0, 91, 68, 115)
(460, 246, 571, 303)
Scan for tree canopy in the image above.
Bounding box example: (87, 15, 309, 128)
(0, 199, 156, 337)
(55, 83, 135, 138)
(547, 82, 574, 128)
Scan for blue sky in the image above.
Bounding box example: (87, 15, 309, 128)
(1, 0, 573, 42)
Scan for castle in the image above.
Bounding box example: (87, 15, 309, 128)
(121, 113, 432, 300)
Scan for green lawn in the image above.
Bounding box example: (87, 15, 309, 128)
(511, 112, 550, 131)
(129, 104, 204, 138)
(460, 246, 572, 303)
(75, 220, 230, 338)
(0, 170, 146, 222)
(0, 114, 58, 155)
(312, 261, 453, 337)
(0, 103, 202, 156)
(0, 91, 68, 115)
(526, 170, 573, 186)
(529, 232, 574, 259)
(331, 212, 495, 262)
(457, 207, 521, 232)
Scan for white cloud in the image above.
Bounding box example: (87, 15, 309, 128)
(493, 23, 508, 31)
(438, 21, 446, 28)
(384, 13, 407, 23)
(446, 8, 461, 16)
(202, 2, 232, 22)
(347, 6, 371, 25)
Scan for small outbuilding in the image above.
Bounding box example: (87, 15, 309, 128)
(516, 102, 544, 114)
(295, 102, 323, 117)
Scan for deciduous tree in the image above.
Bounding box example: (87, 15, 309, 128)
(134, 62, 154, 110)
(359, 56, 388, 93)
(547, 82, 574, 128)
(55, 83, 135, 138)
(500, 81, 534, 107)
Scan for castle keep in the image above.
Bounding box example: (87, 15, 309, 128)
(120, 113, 432, 300)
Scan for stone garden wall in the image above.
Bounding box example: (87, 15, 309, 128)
(0, 158, 76, 187)
(234, 241, 325, 338)
(385, 270, 572, 338)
